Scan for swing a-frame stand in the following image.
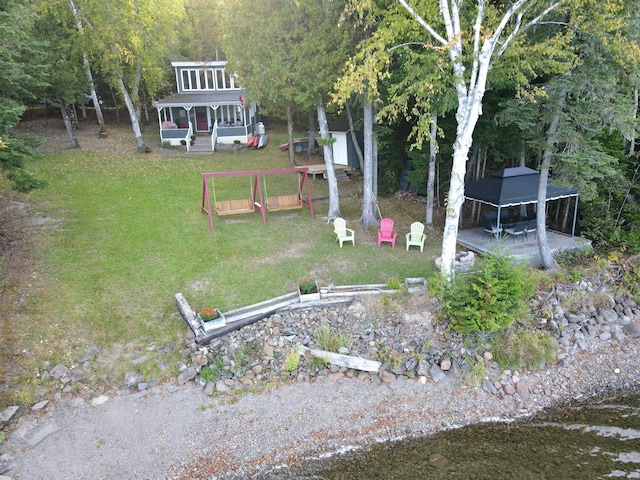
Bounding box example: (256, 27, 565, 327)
(201, 168, 314, 230)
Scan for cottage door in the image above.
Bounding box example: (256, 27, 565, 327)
(195, 106, 209, 132)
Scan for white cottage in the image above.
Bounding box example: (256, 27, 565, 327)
(155, 61, 259, 151)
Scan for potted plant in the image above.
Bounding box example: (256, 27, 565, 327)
(298, 276, 320, 302)
(198, 307, 226, 331)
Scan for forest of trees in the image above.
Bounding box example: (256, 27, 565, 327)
(2, 0, 640, 275)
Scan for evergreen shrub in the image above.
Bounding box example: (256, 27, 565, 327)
(436, 252, 537, 334)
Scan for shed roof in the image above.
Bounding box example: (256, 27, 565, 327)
(464, 167, 578, 208)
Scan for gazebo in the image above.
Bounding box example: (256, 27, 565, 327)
(464, 167, 580, 236)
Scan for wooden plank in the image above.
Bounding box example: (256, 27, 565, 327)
(175, 293, 199, 332)
(195, 292, 300, 345)
(296, 345, 381, 373)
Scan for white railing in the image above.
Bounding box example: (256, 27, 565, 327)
(185, 123, 193, 152)
(210, 120, 218, 151)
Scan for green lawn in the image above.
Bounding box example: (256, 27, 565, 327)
(4, 121, 441, 403)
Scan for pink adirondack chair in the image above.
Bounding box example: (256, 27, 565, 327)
(377, 218, 398, 248)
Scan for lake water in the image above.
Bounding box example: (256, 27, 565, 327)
(259, 390, 640, 479)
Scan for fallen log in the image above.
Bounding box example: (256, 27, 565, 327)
(296, 345, 381, 373)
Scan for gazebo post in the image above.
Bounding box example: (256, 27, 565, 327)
(571, 196, 579, 237)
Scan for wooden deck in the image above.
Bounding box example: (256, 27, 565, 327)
(457, 227, 591, 267)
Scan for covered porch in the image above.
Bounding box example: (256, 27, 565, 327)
(154, 92, 258, 152)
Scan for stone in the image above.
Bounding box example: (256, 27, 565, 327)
(429, 364, 446, 383)
(31, 400, 49, 411)
(124, 372, 145, 388)
(516, 381, 530, 402)
(446, 360, 462, 378)
(417, 359, 430, 377)
(622, 322, 640, 339)
(69, 370, 87, 382)
(27, 422, 61, 448)
(428, 453, 449, 469)
(0, 456, 15, 475)
(91, 395, 109, 406)
(204, 382, 215, 396)
(215, 379, 230, 393)
(77, 344, 99, 363)
(177, 367, 197, 385)
(263, 343, 274, 356)
(503, 384, 516, 396)
(0, 406, 19, 422)
(191, 354, 208, 367)
(440, 358, 452, 371)
(49, 364, 69, 378)
(599, 308, 619, 323)
(131, 355, 149, 365)
(379, 369, 397, 384)
(482, 379, 498, 395)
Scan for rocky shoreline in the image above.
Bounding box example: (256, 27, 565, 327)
(176, 274, 640, 407)
(1, 272, 640, 479)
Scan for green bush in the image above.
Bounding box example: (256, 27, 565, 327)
(490, 328, 557, 370)
(438, 251, 537, 334)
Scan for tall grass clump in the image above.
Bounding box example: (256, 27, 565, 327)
(434, 251, 538, 334)
(490, 329, 557, 370)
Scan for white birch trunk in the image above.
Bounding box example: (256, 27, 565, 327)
(360, 100, 378, 230)
(317, 100, 341, 220)
(116, 75, 146, 152)
(68, 0, 105, 133)
(287, 105, 295, 165)
(60, 101, 80, 148)
(426, 114, 437, 227)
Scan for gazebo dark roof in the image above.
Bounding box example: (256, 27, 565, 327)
(464, 167, 578, 208)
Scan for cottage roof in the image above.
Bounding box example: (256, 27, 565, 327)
(154, 91, 246, 108)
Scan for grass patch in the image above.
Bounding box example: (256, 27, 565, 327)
(490, 328, 558, 370)
(0, 120, 439, 405)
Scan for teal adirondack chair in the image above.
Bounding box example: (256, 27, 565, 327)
(406, 222, 426, 252)
(333, 218, 355, 247)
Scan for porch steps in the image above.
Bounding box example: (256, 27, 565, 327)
(188, 135, 213, 153)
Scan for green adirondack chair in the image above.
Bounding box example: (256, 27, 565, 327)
(406, 222, 426, 252)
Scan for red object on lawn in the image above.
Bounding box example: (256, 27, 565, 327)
(377, 218, 398, 248)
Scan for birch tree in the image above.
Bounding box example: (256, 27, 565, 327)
(68, 0, 105, 134)
(340, 0, 578, 277)
(72, 0, 186, 152)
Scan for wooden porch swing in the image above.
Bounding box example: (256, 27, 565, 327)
(264, 172, 303, 211)
(201, 168, 314, 230)
(213, 176, 257, 216)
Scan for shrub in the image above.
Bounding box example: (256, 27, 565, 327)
(284, 347, 301, 372)
(438, 251, 537, 334)
(298, 276, 317, 294)
(387, 277, 401, 289)
(490, 328, 557, 370)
